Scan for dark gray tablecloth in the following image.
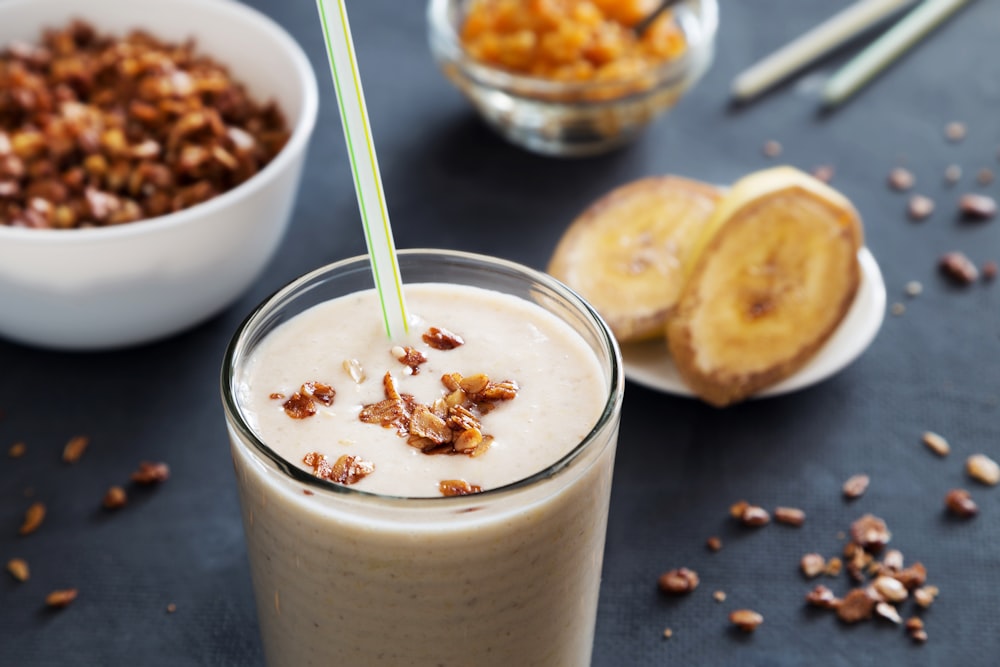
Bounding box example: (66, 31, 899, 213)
(2, 1, 999, 665)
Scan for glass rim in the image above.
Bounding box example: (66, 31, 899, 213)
(426, 0, 719, 99)
(221, 248, 624, 506)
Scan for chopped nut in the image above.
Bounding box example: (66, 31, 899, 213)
(905, 617, 924, 632)
(328, 455, 375, 485)
(940, 251, 979, 284)
(905, 280, 923, 297)
(706, 536, 722, 552)
(45, 588, 78, 609)
(882, 549, 904, 572)
(62, 435, 89, 463)
(836, 588, 875, 623)
(7, 558, 29, 582)
(888, 167, 915, 191)
(130, 461, 170, 484)
(439, 479, 482, 496)
(18, 501, 46, 535)
(908, 194, 934, 220)
(825, 557, 843, 576)
(875, 601, 902, 624)
(945, 121, 966, 142)
(892, 562, 927, 590)
(805, 584, 838, 609)
(913, 585, 939, 608)
(282, 392, 317, 419)
(966, 453, 1000, 485)
(343, 359, 366, 383)
(801, 553, 826, 578)
(729, 500, 749, 519)
(762, 140, 781, 158)
(740, 505, 771, 527)
(713, 590, 726, 603)
(729, 609, 763, 632)
(850, 514, 891, 551)
(945, 488, 978, 518)
(774, 506, 805, 526)
(910, 629, 928, 643)
(102, 486, 127, 510)
(959, 193, 997, 220)
(873, 575, 908, 603)
(922, 431, 950, 456)
(393, 346, 427, 374)
(303, 452, 333, 479)
(8, 441, 26, 458)
(422, 326, 465, 350)
(842, 474, 870, 499)
(657, 567, 699, 595)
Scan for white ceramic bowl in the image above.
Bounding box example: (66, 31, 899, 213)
(0, 0, 318, 350)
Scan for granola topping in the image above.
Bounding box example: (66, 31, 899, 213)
(422, 326, 465, 350)
(302, 452, 374, 486)
(439, 479, 483, 497)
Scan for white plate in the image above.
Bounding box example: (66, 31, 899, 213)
(621, 247, 886, 399)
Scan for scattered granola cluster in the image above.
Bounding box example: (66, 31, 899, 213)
(273, 326, 519, 496)
(0, 20, 289, 228)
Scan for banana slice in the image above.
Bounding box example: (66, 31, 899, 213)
(548, 176, 722, 343)
(666, 166, 864, 407)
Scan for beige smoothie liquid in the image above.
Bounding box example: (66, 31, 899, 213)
(229, 282, 619, 666)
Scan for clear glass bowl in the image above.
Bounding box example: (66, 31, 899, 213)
(427, 0, 718, 157)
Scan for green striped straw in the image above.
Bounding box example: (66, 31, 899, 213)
(316, 0, 409, 338)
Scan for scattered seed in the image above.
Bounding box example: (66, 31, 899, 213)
(706, 536, 722, 552)
(842, 474, 870, 499)
(888, 167, 915, 191)
(801, 553, 826, 578)
(966, 454, 1000, 485)
(7, 558, 29, 582)
(890, 302, 906, 316)
(131, 461, 170, 485)
(944, 121, 966, 142)
(836, 588, 875, 623)
(944, 164, 962, 185)
(875, 601, 902, 624)
(908, 194, 934, 220)
(959, 193, 997, 219)
(922, 431, 950, 456)
(762, 140, 782, 158)
(944, 488, 978, 518)
(729, 609, 763, 632)
(911, 628, 928, 643)
(905, 281, 923, 297)
(166, 603, 177, 613)
(102, 486, 127, 510)
(343, 359, 366, 384)
(658, 567, 699, 595)
(939, 251, 979, 284)
(662, 627, 673, 639)
(774, 506, 806, 526)
(825, 557, 843, 576)
(978, 168, 994, 185)
(8, 441, 26, 458)
(982, 261, 998, 281)
(62, 435, 89, 463)
(740, 505, 771, 527)
(905, 617, 924, 632)
(45, 588, 78, 609)
(713, 590, 727, 603)
(18, 501, 46, 535)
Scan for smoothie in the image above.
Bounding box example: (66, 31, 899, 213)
(223, 252, 622, 667)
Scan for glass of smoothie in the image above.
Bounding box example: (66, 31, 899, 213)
(221, 249, 623, 667)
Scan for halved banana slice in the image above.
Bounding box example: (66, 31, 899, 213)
(548, 176, 722, 343)
(667, 166, 864, 407)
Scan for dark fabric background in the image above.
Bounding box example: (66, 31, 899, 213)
(2, 1, 998, 665)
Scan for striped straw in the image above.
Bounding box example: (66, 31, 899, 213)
(316, 0, 409, 338)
